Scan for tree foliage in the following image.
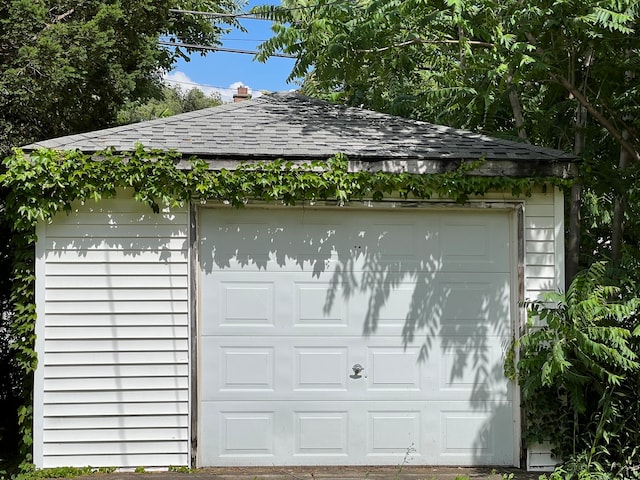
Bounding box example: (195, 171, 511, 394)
(255, 0, 640, 265)
(0, 0, 241, 467)
(254, 1, 640, 475)
(117, 86, 223, 124)
(520, 263, 640, 478)
(257, 0, 639, 142)
(0, 0, 241, 154)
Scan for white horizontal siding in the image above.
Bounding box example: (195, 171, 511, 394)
(46, 223, 187, 238)
(46, 275, 187, 288)
(35, 193, 189, 469)
(43, 427, 188, 442)
(43, 364, 189, 378)
(44, 415, 189, 429)
(45, 250, 187, 262)
(50, 211, 188, 225)
(45, 238, 187, 251)
(46, 288, 188, 301)
(45, 313, 188, 327)
(45, 325, 188, 338)
(43, 403, 188, 416)
(41, 453, 187, 469)
(524, 191, 563, 301)
(46, 262, 188, 275)
(44, 351, 189, 365)
(44, 390, 189, 404)
(45, 338, 189, 352)
(45, 301, 188, 315)
(44, 376, 189, 391)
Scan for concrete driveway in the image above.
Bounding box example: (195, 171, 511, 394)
(76, 467, 544, 480)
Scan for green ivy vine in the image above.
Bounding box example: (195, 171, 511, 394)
(0, 145, 570, 466)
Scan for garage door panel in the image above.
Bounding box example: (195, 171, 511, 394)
(200, 401, 513, 465)
(216, 410, 275, 457)
(439, 212, 510, 271)
(201, 336, 509, 402)
(201, 210, 508, 275)
(294, 282, 347, 327)
(294, 411, 349, 456)
(202, 272, 510, 337)
(216, 281, 276, 327)
(367, 410, 423, 457)
(203, 255, 507, 275)
(204, 258, 508, 274)
(349, 223, 420, 261)
(199, 207, 516, 466)
(366, 347, 422, 391)
(439, 405, 516, 465)
(294, 347, 349, 391)
(438, 342, 512, 399)
(351, 273, 511, 338)
(218, 346, 275, 391)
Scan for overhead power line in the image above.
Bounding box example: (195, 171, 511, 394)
(169, 9, 269, 20)
(158, 40, 296, 58)
(169, 1, 348, 19)
(221, 37, 270, 42)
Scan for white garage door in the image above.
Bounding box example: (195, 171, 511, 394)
(198, 206, 516, 466)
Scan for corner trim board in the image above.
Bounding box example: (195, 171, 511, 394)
(33, 222, 46, 468)
(189, 202, 199, 468)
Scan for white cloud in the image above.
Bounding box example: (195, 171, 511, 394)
(163, 71, 262, 103)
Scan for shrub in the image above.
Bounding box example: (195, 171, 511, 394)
(519, 262, 640, 478)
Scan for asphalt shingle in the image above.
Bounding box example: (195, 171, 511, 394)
(22, 92, 576, 176)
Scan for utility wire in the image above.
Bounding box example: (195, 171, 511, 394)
(169, 9, 269, 20)
(221, 37, 270, 42)
(169, 1, 348, 19)
(158, 40, 296, 58)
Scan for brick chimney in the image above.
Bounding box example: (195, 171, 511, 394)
(233, 86, 251, 103)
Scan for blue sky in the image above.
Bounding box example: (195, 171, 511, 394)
(165, 0, 297, 102)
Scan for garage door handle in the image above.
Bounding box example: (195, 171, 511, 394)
(352, 364, 364, 375)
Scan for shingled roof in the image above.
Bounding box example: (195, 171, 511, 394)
(23, 92, 576, 177)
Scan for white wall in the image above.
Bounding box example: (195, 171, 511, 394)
(523, 189, 564, 471)
(34, 193, 189, 468)
(32, 188, 564, 469)
(524, 190, 564, 300)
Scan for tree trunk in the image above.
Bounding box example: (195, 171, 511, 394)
(612, 58, 634, 262)
(507, 73, 528, 142)
(611, 130, 631, 261)
(567, 181, 582, 289)
(566, 103, 587, 288)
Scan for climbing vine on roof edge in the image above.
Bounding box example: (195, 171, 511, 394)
(0, 146, 570, 467)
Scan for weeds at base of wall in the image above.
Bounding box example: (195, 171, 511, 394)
(0, 464, 116, 480)
(167, 466, 193, 473)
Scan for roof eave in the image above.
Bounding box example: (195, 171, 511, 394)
(171, 155, 577, 179)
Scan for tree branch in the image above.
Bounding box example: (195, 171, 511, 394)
(358, 38, 493, 53)
(552, 73, 640, 162)
(31, 9, 75, 41)
(51, 9, 75, 24)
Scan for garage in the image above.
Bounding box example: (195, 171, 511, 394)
(26, 92, 572, 469)
(199, 205, 517, 466)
